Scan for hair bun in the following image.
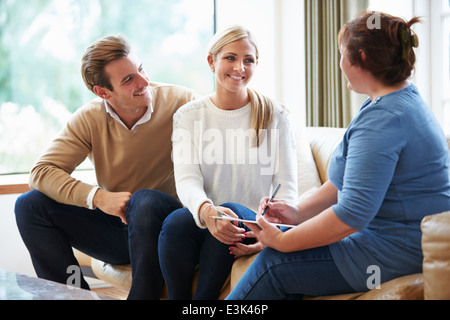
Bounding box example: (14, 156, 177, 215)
(411, 33, 419, 48)
(398, 25, 419, 60)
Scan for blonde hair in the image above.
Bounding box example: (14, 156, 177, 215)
(81, 35, 130, 93)
(208, 25, 274, 147)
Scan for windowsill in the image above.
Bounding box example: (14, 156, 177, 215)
(0, 173, 30, 195)
(0, 184, 31, 195)
(0, 170, 96, 195)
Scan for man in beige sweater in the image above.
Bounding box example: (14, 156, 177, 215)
(14, 35, 199, 299)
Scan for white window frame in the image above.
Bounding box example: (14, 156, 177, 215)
(415, 0, 449, 133)
(372, 0, 449, 134)
(215, 0, 306, 129)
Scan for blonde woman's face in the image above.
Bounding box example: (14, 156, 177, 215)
(209, 38, 258, 95)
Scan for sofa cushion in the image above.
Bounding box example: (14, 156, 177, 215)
(90, 258, 230, 299)
(308, 274, 424, 300)
(295, 128, 322, 197)
(305, 127, 346, 183)
(230, 253, 259, 290)
(421, 211, 450, 300)
(353, 274, 424, 300)
(91, 259, 132, 292)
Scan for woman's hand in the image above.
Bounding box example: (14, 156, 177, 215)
(246, 208, 359, 253)
(201, 204, 246, 245)
(229, 231, 265, 258)
(244, 216, 286, 251)
(258, 197, 301, 226)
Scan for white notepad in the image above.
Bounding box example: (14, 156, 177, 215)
(211, 215, 296, 229)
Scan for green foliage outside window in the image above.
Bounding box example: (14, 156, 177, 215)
(0, 0, 214, 174)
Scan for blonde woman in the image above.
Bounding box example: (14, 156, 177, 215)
(158, 26, 298, 299)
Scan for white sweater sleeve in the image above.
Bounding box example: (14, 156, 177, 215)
(172, 105, 211, 228)
(271, 109, 298, 203)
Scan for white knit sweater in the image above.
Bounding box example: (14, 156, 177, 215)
(172, 96, 298, 228)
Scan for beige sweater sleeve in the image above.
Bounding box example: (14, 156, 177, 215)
(29, 107, 96, 208)
(29, 84, 200, 208)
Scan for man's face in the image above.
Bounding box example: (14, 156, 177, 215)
(101, 53, 151, 114)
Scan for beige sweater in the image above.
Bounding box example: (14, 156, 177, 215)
(29, 82, 199, 208)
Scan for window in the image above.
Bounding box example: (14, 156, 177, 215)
(0, 0, 214, 175)
(368, 0, 450, 134)
(441, 0, 450, 133)
(215, 0, 305, 128)
(368, 0, 413, 18)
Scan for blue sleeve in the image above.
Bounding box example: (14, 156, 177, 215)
(331, 108, 406, 230)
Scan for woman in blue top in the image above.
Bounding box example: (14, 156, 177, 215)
(227, 12, 450, 299)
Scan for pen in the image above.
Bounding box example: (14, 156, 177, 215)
(261, 183, 281, 216)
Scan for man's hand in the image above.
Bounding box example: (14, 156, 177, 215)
(93, 189, 132, 224)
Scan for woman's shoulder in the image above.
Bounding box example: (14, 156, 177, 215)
(174, 96, 209, 117)
(273, 103, 289, 116)
(269, 100, 292, 128)
(173, 96, 211, 128)
(356, 85, 426, 127)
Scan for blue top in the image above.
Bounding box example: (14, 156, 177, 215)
(328, 84, 450, 292)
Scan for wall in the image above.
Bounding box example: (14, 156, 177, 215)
(0, 193, 35, 276)
(215, 0, 306, 128)
(0, 171, 96, 276)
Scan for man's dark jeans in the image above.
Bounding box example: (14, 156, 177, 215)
(14, 189, 182, 300)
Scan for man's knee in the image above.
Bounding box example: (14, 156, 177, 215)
(126, 190, 172, 230)
(160, 208, 194, 238)
(128, 189, 175, 211)
(15, 190, 49, 225)
(126, 189, 180, 228)
(129, 189, 155, 204)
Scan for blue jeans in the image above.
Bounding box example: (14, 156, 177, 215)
(14, 189, 182, 300)
(226, 245, 354, 300)
(158, 202, 256, 300)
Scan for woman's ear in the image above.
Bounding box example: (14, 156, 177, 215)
(359, 49, 367, 62)
(207, 54, 215, 73)
(93, 85, 110, 99)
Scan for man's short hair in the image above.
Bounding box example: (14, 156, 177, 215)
(81, 35, 131, 93)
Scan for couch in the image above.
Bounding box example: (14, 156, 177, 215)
(76, 126, 450, 300)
